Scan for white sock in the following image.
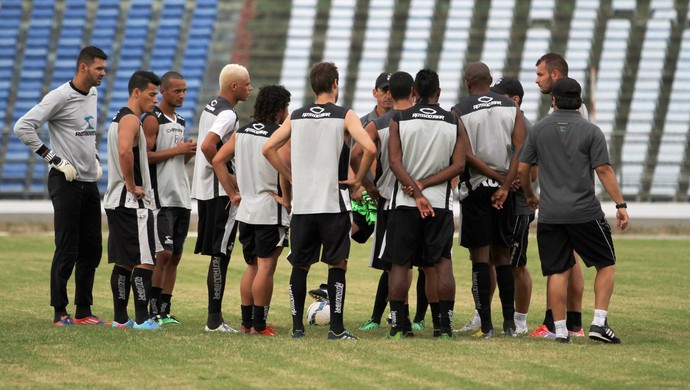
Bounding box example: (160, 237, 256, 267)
(514, 312, 528, 330)
(554, 319, 568, 339)
(472, 309, 481, 325)
(593, 309, 607, 327)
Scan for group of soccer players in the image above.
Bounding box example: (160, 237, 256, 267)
(14, 45, 628, 343)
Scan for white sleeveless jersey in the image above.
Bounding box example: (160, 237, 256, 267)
(191, 97, 238, 200)
(145, 107, 191, 209)
(103, 107, 154, 210)
(290, 103, 351, 214)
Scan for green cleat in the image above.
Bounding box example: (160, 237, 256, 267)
(412, 320, 425, 330)
(359, 319, 381, 330)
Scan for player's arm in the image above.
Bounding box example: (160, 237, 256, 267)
(269, 140, 293, 212)
(452, 108, 505, 184)
(350, 120, 380, 200)
(416, 122, 466, 190)
(143, 114, 197, 164)
(200, 132, 221, 165)
(262, 116, 293, 183)
(183, 135, 196, 164)
(211, 132, 240, 203)
(518, 162, 538, 210)
(492, 109, 527, 209)
(595, 164, 629, 230)
(118, 115, 145, 199)
(342, 110, 376, 190)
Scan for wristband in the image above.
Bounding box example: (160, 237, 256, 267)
(615, 202, 627, 209)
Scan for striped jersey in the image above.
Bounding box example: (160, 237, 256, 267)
(234, 121, 290, 226)
(454, 92, 517, 194)
(290, 102, 351, 214)
(191, 97, 238, 200)
(13, 81, 100, 181)
(390, 103, 457, 210)
(103, 107, 153, 210)
(145, 107, 191, 209)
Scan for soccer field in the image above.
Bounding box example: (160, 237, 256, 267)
(0, 234, 688, 388)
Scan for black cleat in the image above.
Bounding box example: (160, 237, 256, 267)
(588, 321, 621, 344)
(308, 283, 328, 301)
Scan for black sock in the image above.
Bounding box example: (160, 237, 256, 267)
(403, 304, 411, 332)
(207, 255, 230, 327)
(253, 305, 268, 332)
(472, 262, 493, 333)
(370, 271, 389, 323)
(149, 287, 163, 317)
(413, 270, 428, 323)
(328, 268, 346, 334)
(389, 300, 406, 335)
(544, 309, 555, 332)
(289, 267, 308, 332)
(75, 305, 92, 319)
(430, 301, 441, 329)
(131, 268, 153, 325)
(566, 311, 582, 332)
(160, 293, 172, 315)
(439, 300, 455, 334)
(110, 266, 131, 324)
(495, 264, 516, 330)
(241, 304, 253, 330)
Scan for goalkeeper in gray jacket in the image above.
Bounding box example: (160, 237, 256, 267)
(14, 46, 108, 326)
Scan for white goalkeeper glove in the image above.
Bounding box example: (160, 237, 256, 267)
(43, 149, 77, 182)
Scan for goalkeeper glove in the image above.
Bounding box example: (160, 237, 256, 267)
(42, 149, 77, 182)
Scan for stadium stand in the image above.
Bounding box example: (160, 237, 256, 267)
(1, 0, 690, 201)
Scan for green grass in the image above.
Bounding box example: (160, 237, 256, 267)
(0, 235, 689, 388)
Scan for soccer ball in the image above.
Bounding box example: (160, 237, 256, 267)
(307, 300, 330, 326)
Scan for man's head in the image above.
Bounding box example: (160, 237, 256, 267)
(128, 70, 161, 114)
(491, 77, 524, 106)
(309, 61, 339, 98)
(535, 52, 568, 94)
(252, 84, 292, 124)
(160, 71, 186, 108)
(219, 64, 252, 102)
(76, 46, 107, 88)
(551, 77, 582, 110)
(414, 68, 440, 103)
(388, 71, 415, 101)
(373, 72, 393, 111)
(464, 62, 492, 93)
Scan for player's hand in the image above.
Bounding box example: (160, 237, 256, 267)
(129, 186, 146, 199)
(339, 178, 361, 195)
(229, 192, 241, 207)
(416, 196, 435, 219)
(491, 187, 509, 209)
(616, 208, 629, 230)
(351, 186, 364, 203)
(403, 179, 424, 197)
(179, 139, 197, 155)
(268, 191, 291, 213)
(510, 178, 521, 191)
(50, 157, 77, 182)
(95, 160, 103, 180)
(526, 194, 540, 211)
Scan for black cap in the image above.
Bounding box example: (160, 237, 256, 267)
(491, 77, 524, 100)
(551, 77, 582, 98)
(375, 72, 390, 89)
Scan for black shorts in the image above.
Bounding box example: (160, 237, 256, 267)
(510, 213, 535, 267)
(238, 222, 288, 264)
(369, 202, 391, 271)
(460, 186, 514, 249)
(351, 210, 375, 244)
(154, 207, 191, 255)
(287, 212, 351, 267)
(195, 197, 238, 256)
(386, 207, 454, 267)
(106, 208, 156, 266)
(536, 217, 616, 276)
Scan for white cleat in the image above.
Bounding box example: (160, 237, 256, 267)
(204, 322, 239, 333)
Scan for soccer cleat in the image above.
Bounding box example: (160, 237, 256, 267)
(439, 332, 453, 340)
(359, 319, 381, 330)
(529, 324, 557, 338)
(54, 314, 75, 326)
(555, 336, 572, 344)
(455, 318, 481, 333)
(251, 326, 277, 336)
(204, 322, 239, 333)
(471, 329, 494, 339)
(74, 315, 105, 325)
(386, 330, 414, 339)
(588, 321, 621, 344)
(569, 328, 585, 337)
(157, 315, 180, 326)
(308, 283, 329, 301)
(412, 320, 425, 330)
(515, 327, 529, 336)
(240, 325, 252, 334)
(328, 330, 358, 340)
(112, 319, 134, 328)
(291, 329, 305, 339)
(503, 327, 518, 337)
(132, 318, 160, 330)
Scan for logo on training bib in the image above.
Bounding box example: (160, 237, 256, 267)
(302, 106, 331, 118)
